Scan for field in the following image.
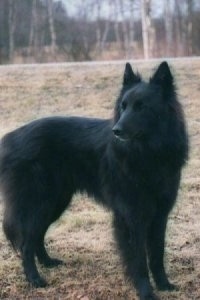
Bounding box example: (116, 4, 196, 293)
(0, 59, 199, 299)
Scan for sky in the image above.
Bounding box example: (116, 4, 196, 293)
(59, 0, 200, 20)
(60, 0, 165, 19)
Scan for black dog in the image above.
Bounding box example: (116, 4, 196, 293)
(0, 62, 188, 299)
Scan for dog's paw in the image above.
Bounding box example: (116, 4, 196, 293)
(157, 280, 177, 291)
(29, 276, 47, 288)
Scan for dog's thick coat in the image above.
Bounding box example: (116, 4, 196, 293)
(0, 62, 188, 299)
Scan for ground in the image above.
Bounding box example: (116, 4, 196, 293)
(0, 59, 199, 299)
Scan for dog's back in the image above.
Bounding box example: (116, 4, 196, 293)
(0, 116, 112, 194)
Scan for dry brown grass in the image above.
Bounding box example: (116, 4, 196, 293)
(0, 59, 200, 299)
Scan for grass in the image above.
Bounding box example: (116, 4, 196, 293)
(0, 59, 200, 299)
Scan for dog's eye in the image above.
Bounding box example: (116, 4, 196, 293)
(121, 101, 127, 111)
(133, 101, 143, 112)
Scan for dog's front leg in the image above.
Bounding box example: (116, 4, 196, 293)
(113, 210, 156, 300)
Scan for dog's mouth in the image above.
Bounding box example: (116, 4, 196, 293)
(114, 134, 130, 142)
(113, 131, 145, 142)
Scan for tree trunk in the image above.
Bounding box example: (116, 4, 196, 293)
(100, 0, 112, 54)
(129, 0, 135, 58)
(29, 0, 37, 54)
(164, 0, 173, 56)
(29, 0, 42, 62)
(141, 0, 149, 59)
(95, 0, 102, 56)
(187, 0, 193, 56)
(8, 0, 15, 63)
(47, 0, 56, 56)
(119, 0, 129, 58)
(174, 0, 183, 56)
(113, 0, 121, 51)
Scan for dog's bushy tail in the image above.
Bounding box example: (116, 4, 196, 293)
(0, 138, 21, 251)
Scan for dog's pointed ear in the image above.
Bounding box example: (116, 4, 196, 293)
(150, 61, 173, 87)
(123, 62, 141, 86)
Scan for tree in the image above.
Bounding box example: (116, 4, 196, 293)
(29, 0, 37, 55)
(187, 0, 194, 56)
(119, 0, 129, 58)
(47, 0, 56, 56)
(164, 0, 173, 56)
(95, 0, 102, 56)
(8, 0, 16, 62)
(141, 0, 155, 59)
(113, 0, 121, 50)
(29, 0, 47, 62)
(129, 0, 135, 58)
(174, 0, 184, 56)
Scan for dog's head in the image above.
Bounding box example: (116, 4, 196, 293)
(113, 62, 176, 142)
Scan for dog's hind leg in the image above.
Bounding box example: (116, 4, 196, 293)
(36, 232, 64, 268)
(2, 194, 46, 287)
(21, 236, 47, 287)
(35, 194, 73, 268)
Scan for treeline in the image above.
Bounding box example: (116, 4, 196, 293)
(0, 0, 200, 63)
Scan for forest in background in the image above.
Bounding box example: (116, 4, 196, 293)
(0, 0, 200, 64)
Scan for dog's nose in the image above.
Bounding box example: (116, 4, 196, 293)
(112, 125, 122, 137)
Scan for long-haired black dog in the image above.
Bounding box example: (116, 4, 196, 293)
(0, 62, 188, 299)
